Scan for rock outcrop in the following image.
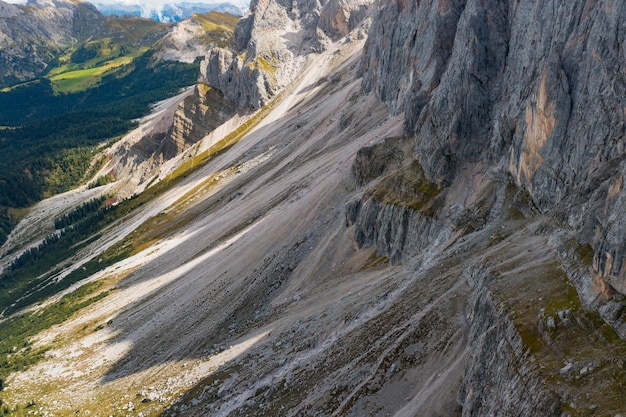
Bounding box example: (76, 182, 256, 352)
(347, 138, 445, 264)
(460, 265, 562, 417)
(201, 0, 376, 109)
(162, 85, 238, 159)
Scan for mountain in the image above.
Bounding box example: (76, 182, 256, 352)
(0, 0, 104, 86)
(0, 6, 239, 245)
(0, 0, 240, 88)
(1, 0, 626, 416)
(95, 1, 244, 22)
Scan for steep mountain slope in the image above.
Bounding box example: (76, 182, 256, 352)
(202, 0, 373, 108)
(361, 0, 626, 316)
(1, 0, 626, 416)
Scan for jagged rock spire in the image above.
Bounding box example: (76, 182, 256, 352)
(201, 0, 375, 109)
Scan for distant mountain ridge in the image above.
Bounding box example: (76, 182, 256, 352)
(0, 0, 104, 86)
(0, 0, 240, 87)
(95, 1, 244, 22)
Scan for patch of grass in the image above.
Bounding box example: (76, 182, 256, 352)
(198, 83, 210, 95)
(370, 160, 441, 215)
(0, 280, 112, 388)
(192, 12, 238, 48)
(5, 208, 28, 224)
(491, 252, 626, 415)
(103, 16, 169, 44)
(88, 174, 114, 189)
(193, 12, 239, 31)
(503, 261, 579, 355)
(246, 55, 279, 89)
(576, 242, 595, 266)
(256, 56, 277, 74)
(0, 80, 38, 93)
(49, 55, 136, 93)
(364, 252, 389, 269)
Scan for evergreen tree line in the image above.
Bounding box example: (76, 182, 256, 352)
(3, 200, 114, 276)
(0, 147, 107, 208)
(4, 232, 64, 273)
(0, 207, 107, 310)
(0, 193, 139, 313)
(0, 51, 200, 308)
(54, 196, 107, 229)
(0, 208, 16, 247)
(0, 52, 200, 213)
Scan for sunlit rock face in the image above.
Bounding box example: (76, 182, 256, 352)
(163, 86, 239, 159)
(201, 0, 376, 109)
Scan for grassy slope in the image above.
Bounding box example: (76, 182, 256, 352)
(45, 13, 239, 94)
(49, 55, 138, 93)
(46, 17, 168, 93)
(193, 12, 239, 48)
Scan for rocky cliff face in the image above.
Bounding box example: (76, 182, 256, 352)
(346, 137, 445, 264)
(91, 1, 626, 414)
(346, 0, 626, 413)
(0, 0, 103, 85)
(4, 0, 626, 416)
(361, 0, 626, 303)
(460, 264, 562, 417)
(162, 85, 239, 159)
(201, 0, 375, 108)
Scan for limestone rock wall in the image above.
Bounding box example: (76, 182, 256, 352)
(162, 86, 238, 159)
(346, 197, 442, 264)
(361, 0, 626, 295)
(459, 266, 561, 417)
(346, 137, 446, 264)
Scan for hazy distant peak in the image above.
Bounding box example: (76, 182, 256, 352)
(25, 0, 74, 8)
(94, 1, 246, 22)
(0, 0, 22, 16)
